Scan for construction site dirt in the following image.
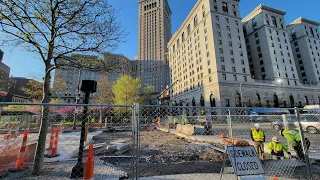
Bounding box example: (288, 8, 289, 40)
(87, 130, 225, 178)
(87, 129, 320, 179)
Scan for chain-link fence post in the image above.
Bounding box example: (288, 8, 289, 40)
(295, 107, 312, 180)
(132, 103, 140, 180)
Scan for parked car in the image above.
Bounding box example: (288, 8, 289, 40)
(250, 109, 290, 122)
(271, 115, 320, 134)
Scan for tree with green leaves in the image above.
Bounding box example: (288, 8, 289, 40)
(140, 84, 155, 105)
(93, 74, 114, 104)
(21, 79, 43, 103)
(0, 0, 125, 173)
(113, 75, 140, 114)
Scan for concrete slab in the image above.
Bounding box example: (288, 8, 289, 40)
(44, 131, 102, 163)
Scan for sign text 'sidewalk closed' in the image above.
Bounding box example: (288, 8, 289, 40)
(227, 146, 265, 176)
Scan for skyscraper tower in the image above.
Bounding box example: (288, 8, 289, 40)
(138, 0, 172, 61)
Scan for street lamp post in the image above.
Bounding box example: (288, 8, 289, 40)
(240, 83, 244, 107)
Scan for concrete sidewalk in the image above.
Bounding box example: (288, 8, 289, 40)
(141, 174, 294, 180)
(44, 131, 102, 163)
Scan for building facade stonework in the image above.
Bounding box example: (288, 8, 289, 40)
(137, 0, 172, 92)
(167, 1, 320, 107)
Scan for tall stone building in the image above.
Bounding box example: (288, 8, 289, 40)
(167, 1, 320, 107)
(52, 53, 131, 103)
(137, 0, 172, 92)
(168, 0, 253, 107)
(138, 0, 171, 60)
(287, 17, 320, 84)
(242, 5, 300, 86)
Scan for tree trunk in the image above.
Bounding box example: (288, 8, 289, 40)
(32, 66, 51, 175)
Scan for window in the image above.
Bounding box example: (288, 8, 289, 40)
(221, 65, 225, 71)
(269, 29, 272, 33)
(194, 15, 198, 27)
(240, 51, 243, 56)
(261, 67, 265, 72)
(310, 27, 314, 37)
(230, 50, 233, 55)
(223, 74, 226, 80)
(206, 52, 210, 57)
(232, 67, 236, 72)
(209, 76, 212, 82)
(256, 39, 260, 45)
(260, 60, 264, 65)
(214, 6, 218, 11)
(233, 75, 237, 81)
(231, 58, 235, 63)
(242, 68, 246, 73)
(187, 24, 191, 35)
(182, 32, 185, 42)
(229, 42, 232, 47)
(294, 41, 298, 46)
(226, 18, 229, 23)
(222, 2, 228, 13)
(221, 57, 224, 62)
(255, 33, 259, 38)
(219, 48, 223, 53)
(177, 39, 180, 47)
(226, 26, 230, 31)
(226, 99, 230, 107)
(270, 36, 273, 40)
(271, 16, 277, 27)
(241, 60, 245, 65)
(208, 68, 211, 74)
(219, 40, 222, 45)
(244, 76, 247, 82)
(217, 24, 220, 29)
(216, 15, 219, 21)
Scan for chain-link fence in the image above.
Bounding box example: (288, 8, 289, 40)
(0, 103, 319, 179)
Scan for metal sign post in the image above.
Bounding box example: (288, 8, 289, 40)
(71, 80, 97, 178)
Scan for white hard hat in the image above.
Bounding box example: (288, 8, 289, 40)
(272, 136, 279, 142)
(254, 123, 260, 128)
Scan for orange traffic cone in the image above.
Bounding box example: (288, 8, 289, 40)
(273, 175, 278, 180)
(46, 128, 60, 158)
(10, 130, 29, 172)
(83, 144, 94, 180)
(47, 128, 55, 150)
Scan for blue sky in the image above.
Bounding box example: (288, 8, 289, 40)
(2, 0, 320, 78)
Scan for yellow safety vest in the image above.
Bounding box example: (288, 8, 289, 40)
(268, 141, 289, 152)
(251, 128, 265, 142)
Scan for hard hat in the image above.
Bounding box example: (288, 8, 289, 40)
(279, 129, 284, 136)
(272, 136, 279, 142)
(254, 123, 260, 128)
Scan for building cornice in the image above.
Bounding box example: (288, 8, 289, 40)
(242, 4, 285, 23)
(289, 17, 320, 26)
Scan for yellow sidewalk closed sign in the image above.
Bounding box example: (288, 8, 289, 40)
(227, 146, 265, 176)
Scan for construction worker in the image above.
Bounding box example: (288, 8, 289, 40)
(182, 116, 188, 125)
(251, 123, 265, 160)
(200, 109, 205, 115)
(280, 129, 310, 160)
(173, 117, 179, 125)
(268, 136, 291, 160)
